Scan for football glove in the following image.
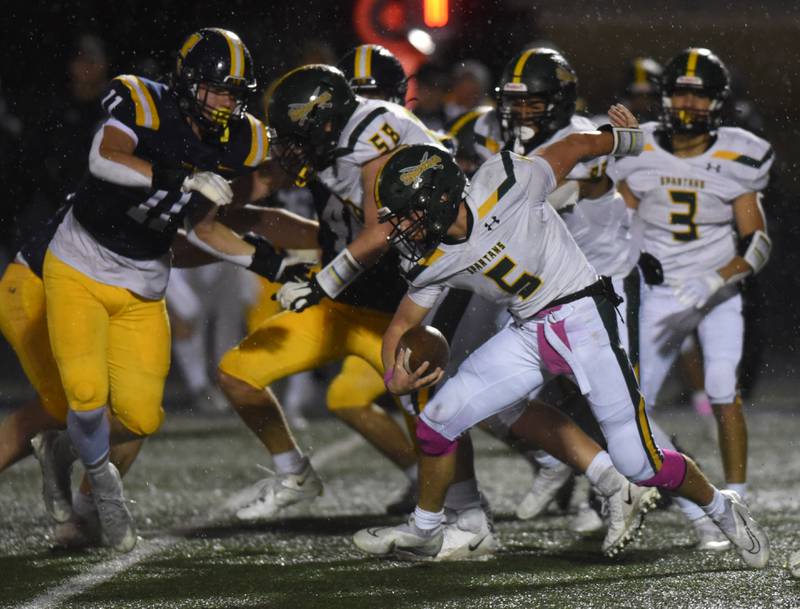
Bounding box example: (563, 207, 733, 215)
(673, 271, 724, 309)
(275, 275, 328, 312)
(181, 171, 233, 207)
(244, 233, 314, 283)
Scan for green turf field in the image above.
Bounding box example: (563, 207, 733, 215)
(2, 407, 799, 609)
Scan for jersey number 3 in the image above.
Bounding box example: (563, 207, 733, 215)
(669, 190, 698, 242)
(485, 256, 542, 299)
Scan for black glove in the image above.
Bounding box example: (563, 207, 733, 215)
(637, 251, 664, 285)
(244, 233, 312, 282)
(272, 274, 327, 313)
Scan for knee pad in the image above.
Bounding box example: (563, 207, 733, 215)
(636, 449, 687, 491)
(66, 380, 105, 412)
(704, 359, 737, 404)
(416, 418, 459, 457)
(114, 404, 164, 437)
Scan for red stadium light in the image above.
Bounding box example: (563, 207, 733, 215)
(423, 0, 448, 27)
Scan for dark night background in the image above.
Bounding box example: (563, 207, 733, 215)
(1, 0, 798, 402)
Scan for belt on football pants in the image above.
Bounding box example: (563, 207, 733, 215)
(541, 275, 623, 312)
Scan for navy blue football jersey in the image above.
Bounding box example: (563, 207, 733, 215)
(71, 74, 269, 259)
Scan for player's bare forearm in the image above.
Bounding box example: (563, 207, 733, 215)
(218, 207, 320, 250)
(188, 203, 255, 257)
(231, 160, 293, 206)
(97, 125, 152, 179)
(382, 296, 431, 372)
(538, 131, 615, 184)
(716, 256, 753, 282)
(346, 221, 393, 267)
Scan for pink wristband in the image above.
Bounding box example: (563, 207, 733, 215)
(383, 368, 394, 389)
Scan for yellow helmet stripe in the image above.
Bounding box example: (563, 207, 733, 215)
(685, 48, 699, 78)
(178, 32, 202, 69)
(512, 49, 537, 84)
(115, 75, 160, 130)
(365, 45, 373, 79)
(447, 109, 482, 137)
(244, 114, 269, 166)
(213, 28, 245, 79)
(634, 59, 647, 84)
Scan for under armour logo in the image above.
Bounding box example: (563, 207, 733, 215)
(706, 162, 721, 173)
(484, 215, 500, 231)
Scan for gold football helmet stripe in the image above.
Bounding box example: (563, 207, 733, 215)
(212, 28, 245, 79)
(448, 109, 483, 137)
(685, 48, 699, 78)
(178, 32, 202, 72)
(634, 58, 647, 85)
(636, 395, 663, 469)
(115, 75, 160, 130)
(512, 49, 538, 84)
(244, 114, 269, 166)
(354, 45, 374, 80)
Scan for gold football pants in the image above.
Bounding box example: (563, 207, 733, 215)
(43, 250, 170, 436)
(220, 298, 389, 408)
(0, 262, 69, 422)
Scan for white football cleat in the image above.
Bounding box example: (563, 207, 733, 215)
(691, 515, 731, 551)
(235, 464, 323, 521)
(87, 462, 137, 553)
(31, 431, 74, 523)
(601, 479, 660, 557)
(435, 505, 498, 561)
(712, 490, 769, 569)
(353, 516, 443, 560)
(515, 462, 573, 520)
(54, 491, 102, 549)
(570, 502, 605, 537)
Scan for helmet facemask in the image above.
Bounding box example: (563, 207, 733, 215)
(661, 86, 725, 135)
(498, 92, 555, 149)
(184, 79, 250, 136)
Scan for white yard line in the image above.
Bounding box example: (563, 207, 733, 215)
(21, 432, 364, 609)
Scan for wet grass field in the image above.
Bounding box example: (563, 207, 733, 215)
(1, 405, 800, 609)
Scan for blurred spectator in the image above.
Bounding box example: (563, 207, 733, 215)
(17, 34, 110, 245)
(445, 60, 491, 122)
(412, 62, 450, 131)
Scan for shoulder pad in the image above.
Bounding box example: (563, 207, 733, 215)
(105, 75, 163, 130)
(712, 127, 773, 170)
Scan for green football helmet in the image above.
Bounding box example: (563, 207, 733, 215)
(266, 64, 357, 178)
(375, 144, 466, 263)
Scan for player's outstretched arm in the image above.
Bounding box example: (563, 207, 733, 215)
(536, 104, 642, 185)
(382, 295, 443, 395)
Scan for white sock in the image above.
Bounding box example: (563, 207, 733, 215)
(443, 478, 481, 511)
(702, 489, 727, 523)
(404, 464, 418, 484)
(675, 496, 707, 521)
(533, 450, 563, 470)
(726, 482, 748, 497)
(272, 450, 307, 475)
(585, 451, 614, 487)
(413, 506, 444, 531)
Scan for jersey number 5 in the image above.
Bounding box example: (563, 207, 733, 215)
(369, 123, 401, 153)
(669, 190, 698, 242)
(485, 256, 542, 299)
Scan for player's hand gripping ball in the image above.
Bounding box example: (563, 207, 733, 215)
(397, 325, 450, 373)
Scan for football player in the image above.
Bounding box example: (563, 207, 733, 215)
(338, 44, 408, 106)
(610, 48, 773, 550)
(216, 64, 441, 529)
(351, 111, 770, 570)
(620, 57, 663, 123)
(31, 28, 305, 552)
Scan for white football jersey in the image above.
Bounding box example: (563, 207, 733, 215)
(609, 122, 773, 281)
(406, 151, 598, 322)
(315, 98, 444, 254)
(531, 116, 631, 277)
(475, 112, 630, 277)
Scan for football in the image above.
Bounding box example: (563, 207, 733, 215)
(397, 325, 450, 373)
